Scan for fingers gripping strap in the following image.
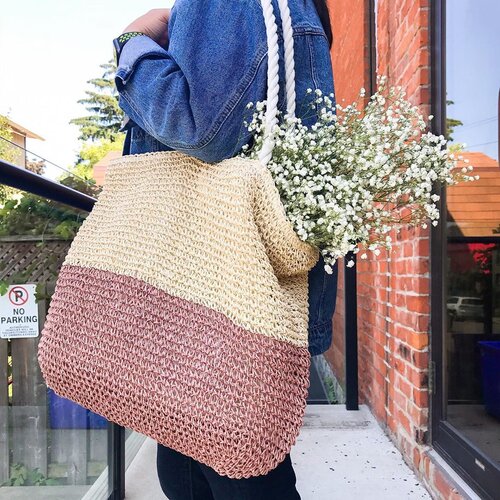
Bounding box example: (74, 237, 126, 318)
(258, 0, 296, 166)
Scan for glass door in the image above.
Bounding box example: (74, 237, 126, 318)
(431, 1, 500, 498)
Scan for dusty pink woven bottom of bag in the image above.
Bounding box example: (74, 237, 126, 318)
(38, 264, 311, 478)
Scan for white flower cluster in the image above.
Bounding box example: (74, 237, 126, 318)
(241, 75, 478, 272)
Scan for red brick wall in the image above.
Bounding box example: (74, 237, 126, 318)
(324, 1, 466, 498)
(328, 0, 371, 104)
(362, 0, 431, 457)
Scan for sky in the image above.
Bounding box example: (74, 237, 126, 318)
(446, 0, 500, 161)
(0, 0, 174, 180)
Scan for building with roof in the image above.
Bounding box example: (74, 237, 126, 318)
(3, 117, 44, 168)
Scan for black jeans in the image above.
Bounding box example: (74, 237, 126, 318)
(156, 443, 301, 500)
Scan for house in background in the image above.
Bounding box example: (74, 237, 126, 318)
(3, 117, 44, 168)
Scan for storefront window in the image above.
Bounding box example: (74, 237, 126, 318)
(444, 0, 500, 475)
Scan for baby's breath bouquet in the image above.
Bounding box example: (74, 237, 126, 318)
(241, 75, 478, 272)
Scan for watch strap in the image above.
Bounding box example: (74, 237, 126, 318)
(113, 32, 147, 65)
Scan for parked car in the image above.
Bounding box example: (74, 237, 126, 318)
(447, 296, 484, 321)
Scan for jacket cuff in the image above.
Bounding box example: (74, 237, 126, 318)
(114, 35, 168, 87)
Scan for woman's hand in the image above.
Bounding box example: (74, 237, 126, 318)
(122, 9, 171, 48)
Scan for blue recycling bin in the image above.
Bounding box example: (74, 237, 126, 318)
(88, 408, 108, 429)
(48, 388, 108, 429)
(478, 341, 500, 420)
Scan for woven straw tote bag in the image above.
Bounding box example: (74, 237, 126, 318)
(37, 0, 320, 479)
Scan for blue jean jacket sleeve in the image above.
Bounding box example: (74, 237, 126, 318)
(114, 0, 268, 164)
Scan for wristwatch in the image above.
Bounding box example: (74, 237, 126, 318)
(113, 31, 147, 66)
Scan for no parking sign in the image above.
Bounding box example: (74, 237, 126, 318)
(0, 284, 39, 339)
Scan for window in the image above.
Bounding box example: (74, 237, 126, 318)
(431, 1, 500, 497)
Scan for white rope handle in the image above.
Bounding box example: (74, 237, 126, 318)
(278, 0, 296, 118)
(258, 0, 296, 166)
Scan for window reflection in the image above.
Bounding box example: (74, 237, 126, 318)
(446, 242, 500, 466)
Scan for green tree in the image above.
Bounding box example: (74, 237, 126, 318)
(0, 114, 16, 164)
(72, 136, 125, 180)
(67, 57, 126, 183)
(0, 191, 88, 239)
(446, 98, 463, 142)
(69, 59, 124, 142)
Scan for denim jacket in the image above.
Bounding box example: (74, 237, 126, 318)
(114, 0, 338, 356)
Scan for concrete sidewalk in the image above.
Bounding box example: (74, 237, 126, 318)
(125, 405, 431, 499)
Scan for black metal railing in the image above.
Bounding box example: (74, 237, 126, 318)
(0, 159, 96, 211)
(344, 253, 359, 410)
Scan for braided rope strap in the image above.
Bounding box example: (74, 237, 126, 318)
(277, 0, 297, 118)
(258, 0, 296, 166)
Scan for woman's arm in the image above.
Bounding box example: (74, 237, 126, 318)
(115, 0, 268, 163)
